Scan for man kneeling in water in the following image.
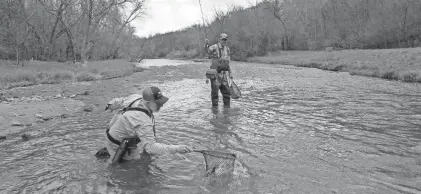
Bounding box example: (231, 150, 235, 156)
(102, 86, 193, 162)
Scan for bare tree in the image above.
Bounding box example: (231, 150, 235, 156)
(37, 0, 78, 61)
(78, 0, 148, 64)
(213, 7, 227, 33)
(248, 0, 261, 34)
(198, 0, 208, 39)
(265, 0, 290, 50)
(391, 0, 414, 48)
(108, 0, 146, 59)
(3, 0, 37, 66)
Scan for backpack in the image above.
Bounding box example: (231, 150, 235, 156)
(217, 46, 230, 72)
(208, 45, 230, 73)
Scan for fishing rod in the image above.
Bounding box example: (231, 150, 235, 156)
(198, 0, 212, 57)
(198, 0, 208, 39)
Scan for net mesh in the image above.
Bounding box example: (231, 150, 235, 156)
(229, 80, 242, 99)
(200, 150, 236, 177)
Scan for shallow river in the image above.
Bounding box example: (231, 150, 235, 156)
(1, 59, 421, 194)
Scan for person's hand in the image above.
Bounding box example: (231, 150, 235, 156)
(176, 145, 193, 154)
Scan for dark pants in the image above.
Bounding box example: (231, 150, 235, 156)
(210, 78, 230, 107)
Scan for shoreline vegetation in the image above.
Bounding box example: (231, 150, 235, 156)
(247, 47, 421, 83)
(0, 59, 145, 90)
(1, 46, 421, 92)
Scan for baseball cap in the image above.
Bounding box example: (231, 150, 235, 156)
(142, 86, 169, 105)
(220, 33, 228, 40)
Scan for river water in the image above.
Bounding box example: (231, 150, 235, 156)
(1, 59, 421, 194)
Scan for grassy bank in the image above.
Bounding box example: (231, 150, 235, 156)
(248, 48, 421, 83)
(0, 59, 145, 89)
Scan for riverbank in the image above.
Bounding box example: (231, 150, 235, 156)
(248, 47, 421, 83)
(0, 59, 145, 90)
(0, 59, 147, 137)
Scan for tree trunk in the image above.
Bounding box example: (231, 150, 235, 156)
(195, 25, 201, 56)
(49, 17, 60, 59)
(403, 2, 410, 47)
(280, 20, 289, 50)
(81, 0, 93, 65)
(271, 5, 289, 50)
(16, 47, 20, 66)
(65, 29, 75, 61)
(314, 21, 317, 44)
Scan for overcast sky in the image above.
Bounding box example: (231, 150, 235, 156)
(131, 0, 253, 37)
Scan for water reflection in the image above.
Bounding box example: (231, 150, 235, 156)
(107, 157, 167, 193)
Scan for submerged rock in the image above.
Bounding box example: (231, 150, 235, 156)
(11, 121, 24, 126)
(83, 104, 94, 112)
(95, 147, 111, 158)
(35, 114, 52, 121)
(21, 134, 30, 141)
(53, 94, 62, 99)
(42, 117, 52, 121)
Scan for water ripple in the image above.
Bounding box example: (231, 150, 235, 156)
(1, 61, 421, 193)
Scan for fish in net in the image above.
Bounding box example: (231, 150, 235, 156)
(194, 150, 236, 177)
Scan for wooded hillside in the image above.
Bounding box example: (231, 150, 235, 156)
(138, 0, 421, 61)
(1, 0, 421, 63)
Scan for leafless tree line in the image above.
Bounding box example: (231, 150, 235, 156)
(138, 0, 421, 61)
(0, 0, 146, 65)
(2, 0, 420, 64)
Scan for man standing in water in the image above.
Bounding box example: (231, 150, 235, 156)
(102, 87, 193, 162)
(205, 33, 233, 108)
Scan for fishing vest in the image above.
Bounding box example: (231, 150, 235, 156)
(122, 97, 156, 136)
(106, 98, 156, 146)
(210, 44, 230, 72)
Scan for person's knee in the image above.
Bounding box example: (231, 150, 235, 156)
(211, 86, 219, 96)
(220, 87, 230, 97)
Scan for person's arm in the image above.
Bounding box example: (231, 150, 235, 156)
(142, 135, 191, 155)
(207, 44, 217, 56)
(204, 39, 209, 52)
(227, 65, 232, 78)
(227, 46, 231, 61)
(227, 47, 232, 78)
(126, 113, 192, 155)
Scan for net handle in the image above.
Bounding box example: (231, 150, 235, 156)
(192, 149, 237, 158)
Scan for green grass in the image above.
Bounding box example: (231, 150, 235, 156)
(0, 59, 146, 89)
(249, 48, 421, 83)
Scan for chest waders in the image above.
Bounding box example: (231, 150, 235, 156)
(106, 98, 156, 164)
(209, 46, 231, 107)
